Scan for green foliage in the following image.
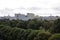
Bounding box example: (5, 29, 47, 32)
(0, 25, 51, 40)
(27, 19, 43, 30)
(49, 34, 60, 40)
(50, 19, 60, 33)
(36, 31, 51, 40)
(0, 18, 60, 40)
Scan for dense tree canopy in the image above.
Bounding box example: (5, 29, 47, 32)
(0, 18, 60, 40)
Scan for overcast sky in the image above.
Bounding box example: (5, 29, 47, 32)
(0, 0, 60, 16)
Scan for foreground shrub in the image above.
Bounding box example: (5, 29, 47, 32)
(0, 25, 51, 40)
(49, 33, 60, 40)
(38, 32, 51, 40)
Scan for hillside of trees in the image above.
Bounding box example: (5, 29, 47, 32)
(0, 18, 60, 40)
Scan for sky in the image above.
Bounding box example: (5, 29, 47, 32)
(0, 0, 60, 16)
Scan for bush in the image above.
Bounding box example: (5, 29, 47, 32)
(49, 33, 60, 40)
(38, 32, 51, 40)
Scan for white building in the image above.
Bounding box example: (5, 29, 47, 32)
(0, 13, 35, 21)
(14, 13, 35, 20)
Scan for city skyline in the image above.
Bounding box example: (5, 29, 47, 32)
(0, 0, 60, 16)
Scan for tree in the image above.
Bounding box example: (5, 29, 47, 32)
(49, 33, 60, 40)
(50, 18, 60, 33)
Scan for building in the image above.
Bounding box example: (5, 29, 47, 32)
(0, 13, 59, 21)
(27, 13, 35, 19)
(0, 13, 35, 21)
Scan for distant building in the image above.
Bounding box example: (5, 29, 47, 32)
(0, 13, 59, 21)
(14, 13, 35, 20)
(27, 13, 35, 19)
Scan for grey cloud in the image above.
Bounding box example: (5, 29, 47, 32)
(52, 7, 60, 11)
(27, 7, 42, 10)
(17, 7, 42, 11)
(16, 7, 52, 11)
(0, 8, 14, 15)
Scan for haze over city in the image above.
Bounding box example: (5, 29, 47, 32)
(0, 0, 60, 16)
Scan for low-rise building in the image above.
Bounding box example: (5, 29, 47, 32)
(0, 13, 59, 21)
(0, 13, 35, 21)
